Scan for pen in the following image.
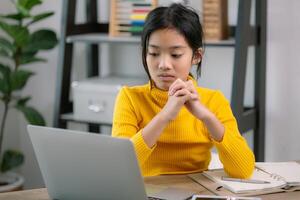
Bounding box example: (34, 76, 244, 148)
(221, 176, 271, 184)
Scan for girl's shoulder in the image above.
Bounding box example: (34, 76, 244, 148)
(122, 83, 148, 91)
(118, 83, 150, 96)
(196, 86, 229, 106)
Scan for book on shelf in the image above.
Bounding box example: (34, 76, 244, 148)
(189, 161, 300, 194)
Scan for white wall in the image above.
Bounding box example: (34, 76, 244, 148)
(0, 0, 300, 189)
(265, 0, 300, 161)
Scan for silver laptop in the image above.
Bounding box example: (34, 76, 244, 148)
(27, 125, 195, 200)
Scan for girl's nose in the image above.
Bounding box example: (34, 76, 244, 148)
(158, 56, 172, 70)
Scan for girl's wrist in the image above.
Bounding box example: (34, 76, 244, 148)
(197, 106, 225, 141)
(196, 104, 213, 122)
(158, 109, 172, 124)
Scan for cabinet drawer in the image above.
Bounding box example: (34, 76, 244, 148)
(73, 90, 119, 124)
(72, 76, 147, 124)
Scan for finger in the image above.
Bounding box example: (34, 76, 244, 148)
(185, 80, 196, 93)
(169, 79, 187, 96)
(169, 83, 186, 96)
(190, 93, 199, 100)
(169, 79, 183, 92)
(186, 80, 193, 87)
(169, 78, 181, 89)
(178, 89, 193, 102)
(186, 80, 200, 100)
(182, 93, 192, 102)
(174, 88, 190, 97)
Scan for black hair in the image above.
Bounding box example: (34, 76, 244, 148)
(141, 3, 204, 80)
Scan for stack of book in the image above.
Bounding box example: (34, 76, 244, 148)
(109, 0, 158, 37)
(202, 0, 229, 40)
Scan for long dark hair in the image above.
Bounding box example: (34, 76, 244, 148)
(141, 3, 204, 79)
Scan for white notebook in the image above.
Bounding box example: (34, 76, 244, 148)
(201, 162, 300, 193)
(256, 161, 300, 186)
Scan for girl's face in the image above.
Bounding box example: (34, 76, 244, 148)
(146, 28, 201, 90)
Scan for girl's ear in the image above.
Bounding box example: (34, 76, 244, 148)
(192, 48, 203, 65)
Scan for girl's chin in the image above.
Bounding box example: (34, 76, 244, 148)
(152, 79, 176, 90)
(155, 83, 171, 91)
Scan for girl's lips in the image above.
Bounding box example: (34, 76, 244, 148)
(158, 74, 175, 81)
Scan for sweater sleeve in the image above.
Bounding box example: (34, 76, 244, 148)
(112, 87, 155, 167)
(209, 91, 255, 178)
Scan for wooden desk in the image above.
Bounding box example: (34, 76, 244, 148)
(0, 174, 299, 200)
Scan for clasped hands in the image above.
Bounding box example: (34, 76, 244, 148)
(161, 78, 210, 122)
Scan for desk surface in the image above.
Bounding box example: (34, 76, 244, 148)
(0, 174, 299, 200)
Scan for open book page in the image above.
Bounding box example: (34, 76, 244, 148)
(202, 169, 286, 193)
(256, 162, 300, 186)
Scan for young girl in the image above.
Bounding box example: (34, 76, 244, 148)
(112, 3, 255, 178)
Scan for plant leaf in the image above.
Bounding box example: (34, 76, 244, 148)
(0, 37, 15, 55)
(10, 69, 34, 91)
(16, 4, 30, 17)
(15, 105, 46, 126)
(16, 0, 42, 17)
(16, 96, 31, 106)
(0, 13, 29, 21)
(21, 56, 47, 65)
(0, 79, 8, 94)
(19, 51, 46, 65)
(23, 29, 58, 52)
(0, 63, 11, 76)
(1, 150, 24, 173)
(0, 63, 10, 78)
(0, 63, 11, 94)
(18, 0, 42, 11)
(26, 12, 54, 26)
(20, 49, 47, 65)
(0, 48, 10, 57)
(19, 50, 36, 62)
(0, 21, 30, 47)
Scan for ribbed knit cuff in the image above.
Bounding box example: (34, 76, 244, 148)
(212, 127, 255, 178)
(212, 126, 235, 147)
(130, 129, 156, 166)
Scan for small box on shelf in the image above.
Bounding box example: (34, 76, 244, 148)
(202, 0, 229, 41)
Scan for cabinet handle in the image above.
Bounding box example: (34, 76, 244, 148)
(88, 101, 105, 113)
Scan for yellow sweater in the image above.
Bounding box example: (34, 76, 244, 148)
(112, 79, 255, 178)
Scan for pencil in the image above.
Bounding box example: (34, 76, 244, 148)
(221, 176, 271, 184)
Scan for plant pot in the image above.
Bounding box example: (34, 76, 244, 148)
(0, 172, 24, 192)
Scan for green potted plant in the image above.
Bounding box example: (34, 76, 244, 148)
(0, 0, 58, 191)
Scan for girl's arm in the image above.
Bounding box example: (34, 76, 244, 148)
(142, 86, 192, 148)
(169, 79, 225, 141)
(169, 80, 255, 178)
(112, 85, 192, 166)
(188, 102, 225, 142)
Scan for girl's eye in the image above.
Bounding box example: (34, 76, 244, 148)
(172, 54, 182, 58)
(148, 52, 159, 57)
